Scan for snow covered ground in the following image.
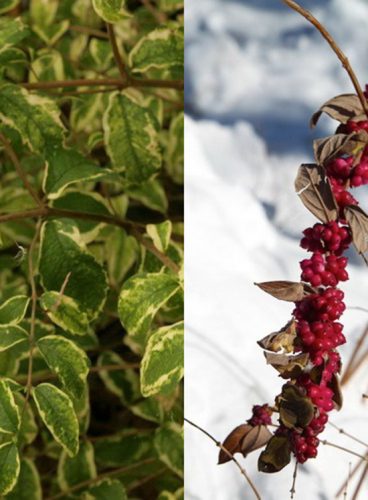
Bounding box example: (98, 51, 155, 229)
(185, 1, 368, 499)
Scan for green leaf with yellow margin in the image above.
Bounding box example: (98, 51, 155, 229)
(92, 0, 131, 22)
(0, 296, 29, 325)
(81, 478, 127, 500)
(97, 351, 140, 405)
(38, 219, 108, 320)
(32, 383, 79, 457)
(44, 145, 120, 200)
(0, 84, 65, 153)
(129, 26, 184, 73)
(0, 379, 20, 434)
(0, 325, 28, 352)
(37, 335, 90, 399)
(118, 272, 181, 346)
(57, 441, 96, 492)
(5, 458, 41, 500)
(0, 442, 20, 495)
(141, 321, 183, 397)
(146, 221, 172, 253)
(154, 422, 183, 478)
(103, 91, 162, 183)
(40, 292, 89, 336)
(0, 18, 28, 48)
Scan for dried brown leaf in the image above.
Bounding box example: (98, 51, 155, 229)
(258, 320, 297, 353)
(329, 373, 343, 411)
(258, 435, 291, 473)
(264, 352, 309, 379)
(313, 133, 353, 165)
(218, 424, 253, 464)
(277, 384, 315, 429)
(255, 281, 307, 302)
(241, 425, 273, 457)
(295, 163, 338, 223)
(311, 94, 363, 128)
(345, 205, 368, 254)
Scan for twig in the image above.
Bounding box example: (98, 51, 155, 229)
(0, 132, 42, 206)
(341, 324, 368, 385)
(351, 462, 368, 500)
(342, 462, 352, 499)
(51, 272, 72, 312)
(22, 220, 42, 415)
(184, 418, 261, 500)
(335, 457, 365, 498)
(328, 422, 368, 448)
(69, 25, 109, 39)
(140, 0, 167, 23)
(321, 440, 368, 461)
(106, 23, 127, 81)
(15, 362, 141, 385)
(290, 460, 298, 499)
(21, 77, 183, 91)
(0, 207, 180, 274)
(132, 229, 180, 274)
(283, 0, 368, 117)
(342, 348, 368, 387)
(126, 467, 167, 493)
(45, 458, 157, 500)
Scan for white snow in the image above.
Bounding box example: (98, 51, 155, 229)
(185, 1, 368, 499)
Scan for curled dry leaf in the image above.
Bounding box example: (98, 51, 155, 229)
(277, 384, 314, 430)
(218, 424, 273, 464)
(313, 133, 354, 166)
(241, 425, 273, 458)
(310, 94, 363, 128)
(294, 163, 338, 223)
(255, 280, 313, 302)
(264, 352, 309, 380)
(257, 319, 297, 353)
(328, 373, 343, 411)
(258, 435, 291, 473)
(218, 424, 252, 464)
(344, 205, 368, 254)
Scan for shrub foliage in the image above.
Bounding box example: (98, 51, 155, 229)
(0, 0, 184, 498)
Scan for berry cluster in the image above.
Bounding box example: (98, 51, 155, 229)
(300, 221, 351, 255)
(264, 119, 367, 466)
(300, 252, 348, 287)
(247, 404, 272, 426)
(231, 113, 367, 473)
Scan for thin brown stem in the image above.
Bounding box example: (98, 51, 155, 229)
(69, 25, 109, 39)
(140, 0, 167, 23)
(22, 220, 42, 414)
(0, 133, 42, 206)
(21, 77, 183, 91)
(335, 457, 365, 498)
(341, 324, 368, 385)
(342, 348, 368, 387)
(321, 440, 368, 462)
(106, 23, 127, 81)
(16, 362, 140, 385)
(131, 228, 181, 274)
(283, 0, 368, 117)
(126, 467, 167, 493)
(328, 422, 368, 448)
(45, 458, 157, 500)
(342, 462, 352, 499)
(351, 462, 368, 500)
(290, 460, 298, 499)
(184, 418, 261, 500)
(0, 207, 180, 274)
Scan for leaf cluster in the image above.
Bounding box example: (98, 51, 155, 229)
(0, 0, 184, 497)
